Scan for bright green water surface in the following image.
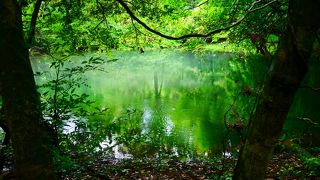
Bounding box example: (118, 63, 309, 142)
(31, 50, 320, 158)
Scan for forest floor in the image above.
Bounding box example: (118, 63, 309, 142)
(59, 150, 320, 180)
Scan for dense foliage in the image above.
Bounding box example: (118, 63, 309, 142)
(22, 0, 286, 54)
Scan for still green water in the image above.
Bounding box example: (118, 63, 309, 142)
(31, 50, 320, 159)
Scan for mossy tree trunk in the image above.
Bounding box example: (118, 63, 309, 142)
(233, 0, 320, 179)
(0, 0, 55, 178)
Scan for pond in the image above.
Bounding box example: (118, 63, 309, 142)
(30, 49, 320, 160)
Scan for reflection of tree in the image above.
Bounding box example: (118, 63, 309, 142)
(149, 87, 167, 155)
(153, 63, 164, 98)
(154, 71, 162, 98)
(151, 63, 167, 146)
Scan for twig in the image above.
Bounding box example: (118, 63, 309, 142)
(296, 117, 318, 126)
(130, 17, 146, 36)
(220, 92, 241, 178)
(229, 0, 241, 21)
(186, 0, 209, 10)
(130, 16, 147, 47)
(248, 0, 278, 13)
(197, 0, 208, 8)
(221, 92, 241, 156)
(94, 19, 106, 30)
(223, 93, 241, 129)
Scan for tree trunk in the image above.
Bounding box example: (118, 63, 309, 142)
(0, 0, 55, 179)
(233, 0, 320, 179)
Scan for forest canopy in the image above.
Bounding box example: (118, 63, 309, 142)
(23, 0, 286, 54)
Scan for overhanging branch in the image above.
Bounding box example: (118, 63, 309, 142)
(115, 0, 278, 40)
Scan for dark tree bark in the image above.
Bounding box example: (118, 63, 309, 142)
(27, 0, 43, 45)
(0, 0, 55, 178)
(233, 0, 320, 179)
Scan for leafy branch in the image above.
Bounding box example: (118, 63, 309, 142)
(115, 0, 278, 40)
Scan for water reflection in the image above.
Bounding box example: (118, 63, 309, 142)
(86, 50, 243, 158)
(142, 104, 152, 135)
(100, 136, 133, 159)
(31, 50, 276, 158)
